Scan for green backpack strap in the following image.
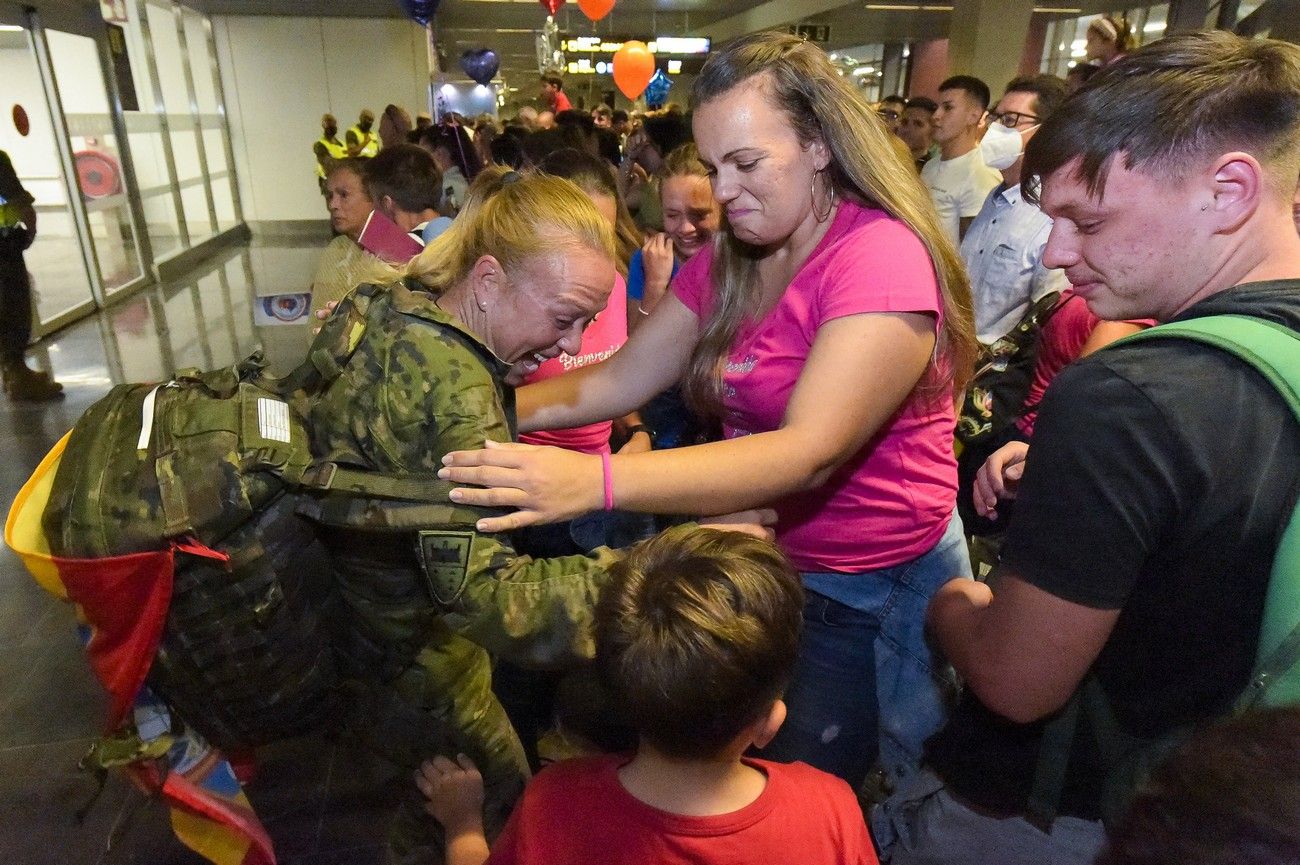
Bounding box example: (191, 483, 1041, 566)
(1120, 315, 1300, 708)
(1026, 313, 1300, 830)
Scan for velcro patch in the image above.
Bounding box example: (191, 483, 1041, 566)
(416, 530, 475, 607)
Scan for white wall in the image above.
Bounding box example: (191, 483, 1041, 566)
(213, 15, 429, 223)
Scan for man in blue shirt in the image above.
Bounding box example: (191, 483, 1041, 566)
(960, 74, 1070, 346)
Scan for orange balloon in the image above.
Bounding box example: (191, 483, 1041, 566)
(612, 41, 655, 100)
(577, 0, 615, 21)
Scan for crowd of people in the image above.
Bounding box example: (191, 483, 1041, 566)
(278, 21, 1300, 865)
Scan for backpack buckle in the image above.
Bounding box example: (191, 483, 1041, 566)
(303, 462, 338, 490)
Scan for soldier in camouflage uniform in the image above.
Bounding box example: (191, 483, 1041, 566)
(300, 168, 621, 859)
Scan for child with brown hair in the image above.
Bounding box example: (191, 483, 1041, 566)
(418, 525, 878, 865)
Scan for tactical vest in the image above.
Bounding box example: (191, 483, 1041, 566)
(315, 135, 347, 178)
(348, 125, 379, 158)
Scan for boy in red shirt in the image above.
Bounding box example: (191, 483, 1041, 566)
(417, 525, 878, 865)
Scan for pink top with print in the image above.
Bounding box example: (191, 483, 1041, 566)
(521, 273, 629, 455)
(673, 200, 957, 572)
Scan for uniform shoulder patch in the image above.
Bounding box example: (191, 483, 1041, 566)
(415, 530, 475, 606)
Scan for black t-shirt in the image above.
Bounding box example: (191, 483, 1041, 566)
(927, 280, 1300, 819)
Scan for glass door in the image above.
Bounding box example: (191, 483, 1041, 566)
(0, 4, 98, 332)
(44, 25, 148, 296)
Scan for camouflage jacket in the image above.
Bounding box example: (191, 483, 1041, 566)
(300, 282, 619, 667)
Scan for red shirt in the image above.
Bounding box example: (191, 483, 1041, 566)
(551, 90, 572, 113)
(1016, 290, 1152, 437)
(486, 754, 878, 865)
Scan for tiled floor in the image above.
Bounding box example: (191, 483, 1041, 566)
(0, 242, 396, 864)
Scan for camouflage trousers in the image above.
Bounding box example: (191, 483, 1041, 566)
(325, 538, 531, 858)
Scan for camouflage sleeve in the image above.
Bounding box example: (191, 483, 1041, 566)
(422, 529, 621, 669)
(313, 304, 620, 667)
(380, 324, 512, 470)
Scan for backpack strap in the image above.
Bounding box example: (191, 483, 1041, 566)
(1120, 316, 1300, 708)
(1026, 313, 1300, 829)
(298, 461, 457, 502)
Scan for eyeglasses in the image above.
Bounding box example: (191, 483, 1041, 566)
(988, 110, 1040, 128)
(877, 109, 901, 121)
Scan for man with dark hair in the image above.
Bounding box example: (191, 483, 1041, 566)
(362, 143, 448, 244)
(899, 96, 938, 171)
(875, 30, 1300, 865)
(876, 94, 907, 133)
(962, 74, 1070, 346)
(539, 74, 572, 113)
(922, 74, 1000, 241)
(610, 109, 630, 138)
(953, 73, 1070, 540)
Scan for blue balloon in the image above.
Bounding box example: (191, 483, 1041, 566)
(644, 68, 672, 109)
(460, 48, 500, 86)
(397, 0, 440, 26)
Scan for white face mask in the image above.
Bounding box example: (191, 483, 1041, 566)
(980, 120, 1031, 171)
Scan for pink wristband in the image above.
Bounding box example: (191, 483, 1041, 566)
(600, 452, 615, 511)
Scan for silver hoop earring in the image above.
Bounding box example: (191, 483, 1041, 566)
(811, 170, 835, 222)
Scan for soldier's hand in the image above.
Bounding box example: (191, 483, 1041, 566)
(417, 754, 485, 835)
(972, 440, 1030, 519)
(314, 300, 340, 321)
(440, 440, 602, 532)
(699, 508, 778, 541)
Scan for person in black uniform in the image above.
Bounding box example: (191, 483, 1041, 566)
(0, 149, 61, 401)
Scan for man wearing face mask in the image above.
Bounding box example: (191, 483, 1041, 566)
(960, 75, 1070, 346)
(953, 75, 1069, 540)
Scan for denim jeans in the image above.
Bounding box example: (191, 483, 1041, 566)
(760, 514, 972, 790)
(872, 770, 1106, 865)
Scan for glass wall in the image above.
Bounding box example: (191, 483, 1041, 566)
(0, 20, 100, 326)
(0, 0, 243, 336)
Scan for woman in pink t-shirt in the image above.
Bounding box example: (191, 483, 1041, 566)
(442, 33, 978, 787)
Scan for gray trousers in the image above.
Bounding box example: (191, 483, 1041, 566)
(871, 770, 1108, 865)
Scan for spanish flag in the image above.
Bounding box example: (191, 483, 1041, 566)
(6, 433, 276, 865)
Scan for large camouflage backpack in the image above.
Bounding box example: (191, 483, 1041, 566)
(34, 286, 391, 749)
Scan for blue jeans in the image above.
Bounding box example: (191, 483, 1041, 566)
(760, 514, 971, 789)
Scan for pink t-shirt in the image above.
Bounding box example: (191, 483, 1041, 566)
(673, 200, 957, 573)
(520, 273, 629, 455)
(486, 754, 878, 865)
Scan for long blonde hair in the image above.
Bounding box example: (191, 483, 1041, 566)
(360, 166, 616, 292)
(684, 32, 977, 424)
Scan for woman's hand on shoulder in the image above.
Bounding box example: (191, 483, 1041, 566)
(439, 440, 603, 532)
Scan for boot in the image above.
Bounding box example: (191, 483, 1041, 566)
(3, 362, 64, 401)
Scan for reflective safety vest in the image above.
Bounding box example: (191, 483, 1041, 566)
(0, 149, 29, 229)
(315, 136, 347, 178)
(347, 125, 379, 158)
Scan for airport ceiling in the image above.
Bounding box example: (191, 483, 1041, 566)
(194, 0, 1119, 80)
